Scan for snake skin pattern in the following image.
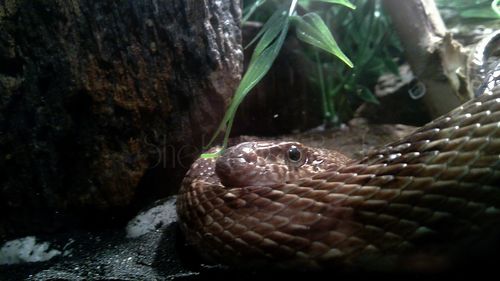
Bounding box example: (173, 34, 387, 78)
(177, 88, 500, 271)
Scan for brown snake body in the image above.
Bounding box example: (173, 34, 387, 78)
(177, 89, 500, 271)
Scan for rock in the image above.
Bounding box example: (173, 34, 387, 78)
(0, 197, 195, 281)
(126, 197, 177, 239)
(0, 0, 242, 239)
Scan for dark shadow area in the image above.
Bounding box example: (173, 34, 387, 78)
(1, 218, 499, 281)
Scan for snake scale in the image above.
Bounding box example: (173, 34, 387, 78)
(177, 88, 500, 272)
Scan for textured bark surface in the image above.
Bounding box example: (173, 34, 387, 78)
(382, 0, 470, 118)
(0, 0, 242, 239)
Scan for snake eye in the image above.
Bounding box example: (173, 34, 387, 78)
(287, 145, 302, 162)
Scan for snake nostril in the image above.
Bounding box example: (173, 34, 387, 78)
(215, 158, 232, 182)
(243, 153, 257, 163)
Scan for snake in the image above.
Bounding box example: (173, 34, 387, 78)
(177, 87, 500, 272)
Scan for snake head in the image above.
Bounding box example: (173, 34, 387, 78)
(215, 141, 350, 188)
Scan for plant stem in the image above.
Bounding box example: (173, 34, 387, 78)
(315, 50, 330, 120)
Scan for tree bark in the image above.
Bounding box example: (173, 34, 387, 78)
(0, 0, 242, 239)
(382, 0, 471, 118)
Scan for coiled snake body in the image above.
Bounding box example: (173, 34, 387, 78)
(177, 89, 500, 271)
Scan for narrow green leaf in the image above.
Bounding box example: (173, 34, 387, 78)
(253, 11, 288, 58)
(494, 0, 500, 16)
(297, 0, 312, 9)
(294, 12, 353, 67)
(311, 0, 356, 10)
(357, 86, 379, 104)
(382, 57, 399, 75)
(245, 7, 286, 50)
(242, 0, 267, 23)
(205, 19, 290, 149)
(201, 151, 222, 159)
(460, 6, 500, 18)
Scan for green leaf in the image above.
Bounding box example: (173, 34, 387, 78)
(205, 15, 290, 149)
(494, 0, 500, 16)
(242, 0, 267, 23)
(245, 7, 286, 49)
(382, 57, 400, 75)
(297, 0, 312, 9)
(253, 10, 288, 58)
(311, 0, 356, 10)
(294, 12, 353, 67)
(460, 6, 500, 18)
(357, 86, 379, 104)
(200, 151, 222, 159)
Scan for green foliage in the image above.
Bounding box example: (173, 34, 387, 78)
(436, 0, 500, 20)
(203, 0, 355, 156)
(307, 0, 402, 124)
(203, 6, 290, 157)
(293, 13, 353, 67)
(242, 0, 267, 22)
(202, 0, 500, 158)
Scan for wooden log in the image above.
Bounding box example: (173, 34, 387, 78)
(382, 0, 470, 117)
